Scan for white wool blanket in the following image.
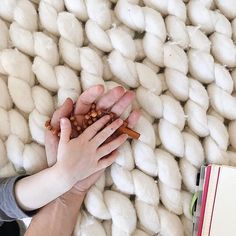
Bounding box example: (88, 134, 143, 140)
(0, 0, 236, 235)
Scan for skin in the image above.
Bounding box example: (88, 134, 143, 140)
(24, 85, 140, 236)
(15, 85, 140, 211)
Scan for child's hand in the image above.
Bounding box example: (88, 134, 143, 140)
(46, 85, 139, 166)
(56, 115, 128, 187)
(45, 85, 140, 193)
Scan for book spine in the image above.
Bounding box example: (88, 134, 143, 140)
(192, 166, 206, 236)
(197, 165, 212, 236)
(201, 166, 220, 236)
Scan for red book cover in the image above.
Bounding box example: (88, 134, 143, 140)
(197, 165, 212, 236)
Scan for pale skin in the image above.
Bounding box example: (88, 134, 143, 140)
(24, 85, 140, 236)
(14, 85, 140, 212)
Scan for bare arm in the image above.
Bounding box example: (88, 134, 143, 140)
(25, 170, 104, 236)
(25, 188, 85, 236)
(14, 165, 73, 211)
(15, 86, 139, 212)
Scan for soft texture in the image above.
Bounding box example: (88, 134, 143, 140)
(0, 0, 236, 235)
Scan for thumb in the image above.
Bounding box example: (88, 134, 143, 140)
(59, 118, 71, 143)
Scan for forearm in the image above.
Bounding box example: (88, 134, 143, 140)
(25, 188, 85, 236)
(15, 165, 72, 211)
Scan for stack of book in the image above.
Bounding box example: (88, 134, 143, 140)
(193, 165, 236, 236)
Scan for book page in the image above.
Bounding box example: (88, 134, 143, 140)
(201, 165, 220, 236)
(209, 166, 236, 236)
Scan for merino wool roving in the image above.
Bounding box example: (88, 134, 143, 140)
(0, 0, 236, 235)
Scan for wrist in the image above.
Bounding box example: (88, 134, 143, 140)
(70, 187, 87, 197)
(58, 187, 86, 206)
(50, 164, 74, 192)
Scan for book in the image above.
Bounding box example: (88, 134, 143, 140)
(193, 165, 236, 236)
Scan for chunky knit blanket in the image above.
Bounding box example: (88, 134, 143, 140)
(0, 0, 236, 235)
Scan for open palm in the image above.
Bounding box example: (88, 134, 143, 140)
(45, 85, 140, 192)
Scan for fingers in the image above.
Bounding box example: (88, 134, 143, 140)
(97, 134, 128, 158)
(82, 116, 124, 146)
(51, 98, 74, 129)
(82, 115, 111, 140)
(45, 130, 59, 167)
(96, 86, 125, 110)
(74, 85, 104, 114)
(74, 86, 124, 126)
(91, 118, 124, 147)
(126, 110, 141, 128)
(110, 91, 135, 116)
(59, 118, 72, 144)
(97, 150, 119, 170)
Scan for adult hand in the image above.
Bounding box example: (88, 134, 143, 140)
(46, 85, 140, 166)
(45, 85, 140, 192)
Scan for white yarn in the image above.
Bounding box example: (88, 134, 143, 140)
(181, 215, 192, 236)
(210, 32, 236, 68)
(215, 0, 236, 20)
(0, 107, 30, 144)
(38, 0, 64, 35)
(0, 161, 17, 178)
(114, 113, 192, 230)
(85, 188, 137, 235)
(203, 115, 229, 165)
(164, 22, 234, 173)
(132, 68, 205, 194)
(158, 207, 184, 236)
(0, 77, 29, 142)
(112, 165, 159, 234)
(0, 0, 38, 30)
(188, 0, 236, 67)
(6, 135, 47, 174)
(7, 9, 83, 104)
(55, 66, 81, 106)
(82, 134, 137, 234)
(188, 0, 232, 36)
(115, 0, 166, 67)
(156, 149, 182, 214)
(56, 12, 106, 91)
(73, 211, 106, 236)
(232, 18, 236, 42)
(143, 0, 186, 22)
(0, 49, 55, 145)
(0, 0, 236, 235)
(0, 77, 12, 110)
(229, 121, 236, 149)
(0, 71, 47, 173)
(115, 0, 190, 78)
(136, 80, 187, 159)
(0, 138, 8, 169)
(9, 10, 59, 65)
(0, 19, 9, 51)
(87, 158, 184, 235)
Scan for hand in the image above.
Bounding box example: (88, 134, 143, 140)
(56, 115, 128, 187)
(45, 85, 140, 192)
(45, 98, 73, 167)
(45, 85, 140, 166)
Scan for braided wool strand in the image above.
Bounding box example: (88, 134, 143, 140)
(0, 0, 236, 235)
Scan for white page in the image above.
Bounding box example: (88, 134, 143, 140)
(209, 166, 236, 236)
(201, 165, 219, 236)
